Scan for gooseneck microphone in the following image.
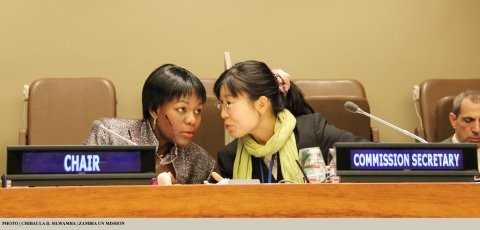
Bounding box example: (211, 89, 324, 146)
(344, 101, 428, 143)
(94, 120, 138, 145)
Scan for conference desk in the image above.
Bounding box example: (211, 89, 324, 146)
(1, 183, 479, 217)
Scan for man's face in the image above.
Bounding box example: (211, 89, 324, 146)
(449, 98, 480, 147)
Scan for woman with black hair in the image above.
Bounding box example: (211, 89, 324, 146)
(214, 60, 366, 183)
(85, 64, 215, 184)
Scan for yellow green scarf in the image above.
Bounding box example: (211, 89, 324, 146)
(233, 109, 305, 183)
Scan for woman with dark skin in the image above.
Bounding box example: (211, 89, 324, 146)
(85, 64, 215, 184)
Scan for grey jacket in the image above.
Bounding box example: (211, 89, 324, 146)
(442, 136, 454, 143)
(84, 118, 216, 184)
(442, 135, 480, 171)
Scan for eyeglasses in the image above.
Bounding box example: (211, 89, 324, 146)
(216, 101, 235, 111)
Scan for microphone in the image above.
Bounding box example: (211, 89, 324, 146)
(94, 120, 138, 145)
(343, 101, 428, 143)
(295, 160, 310, 183)
(344, 101, 361, 113)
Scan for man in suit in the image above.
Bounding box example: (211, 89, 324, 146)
(445, 90, 480, 146)
(444, 90, 480, 171)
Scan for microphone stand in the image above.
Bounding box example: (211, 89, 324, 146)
(354, 108, 428, 143)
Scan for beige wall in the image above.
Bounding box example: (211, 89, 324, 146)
(1, 0, 480, 174)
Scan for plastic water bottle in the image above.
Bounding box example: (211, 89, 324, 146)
(328, 148, 340, 183)
(299, 147, 327, 183)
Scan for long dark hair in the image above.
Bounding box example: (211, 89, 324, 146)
(213, 60, 313, 117)
(142, 64, 206, 120)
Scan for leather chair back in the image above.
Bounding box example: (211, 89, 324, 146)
(416, 79, 480, 142)
(193, 79, 225, 159)
(295, 79, 377, 141)
(23, 78, 116, 144)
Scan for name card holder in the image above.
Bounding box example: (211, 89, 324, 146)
(5, 145, 156, 187)
(334, 143, 479, 182)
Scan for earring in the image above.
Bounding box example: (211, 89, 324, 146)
(150, 111, 158, 128)
(152, 117, 157, 128)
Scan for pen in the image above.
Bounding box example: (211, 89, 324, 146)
(128, 130, 133, 141)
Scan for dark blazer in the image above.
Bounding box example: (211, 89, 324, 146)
(217, 113, 368, 181)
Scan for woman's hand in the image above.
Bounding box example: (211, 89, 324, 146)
(272, 69, 291, 95)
